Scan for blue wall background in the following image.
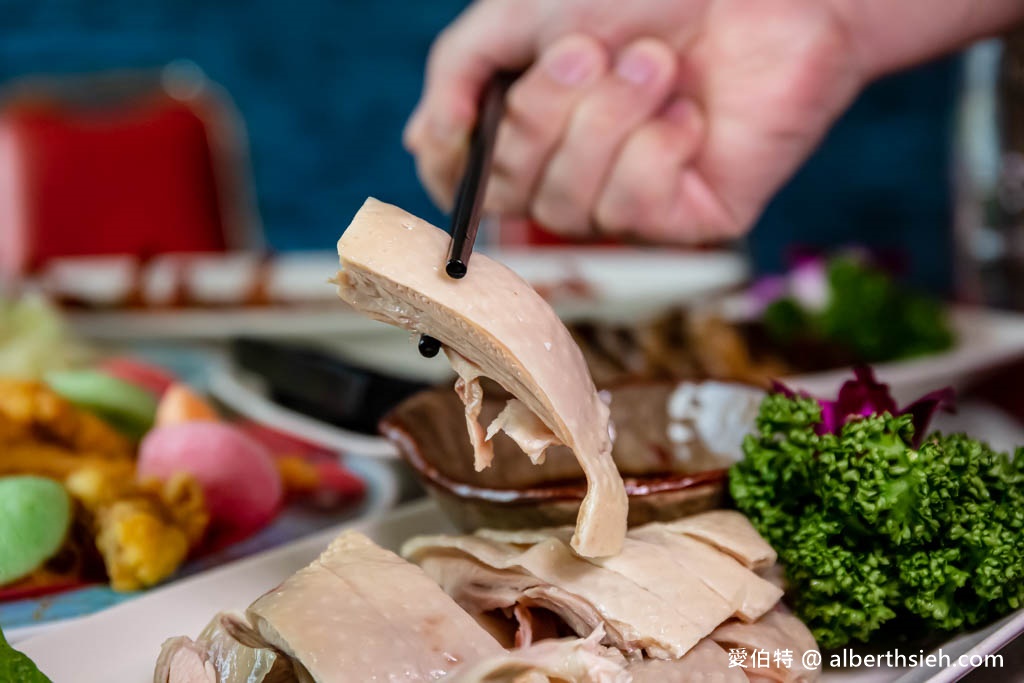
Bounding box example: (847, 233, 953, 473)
(0, 0, 462, 247)
(752, 57, 959, 295)
(0, 1, 958, 293)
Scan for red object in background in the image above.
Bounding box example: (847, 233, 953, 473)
(0, 69, 260, 281)
(99, 356, 178, 397)
(0, 94, 227, 275)
(498, 217, 625, 247)
(0, 577, 95, 603)
(235, 420, 367, 502)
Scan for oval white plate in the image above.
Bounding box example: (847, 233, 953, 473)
(16, 498, 1024, 683)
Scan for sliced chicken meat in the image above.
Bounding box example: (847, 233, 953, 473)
(441, 627, 630, 683)
(515, 538, 703, 659)
(475, 515, 782, 623)
(405, 510, 795, 663)
(661, 510, 777, 570)
(586, 538, 734, 634)
(405, 522, 818, 681)
(335, 198, 627, 557)
(417, 553, 538, 617)
(629, 527, 783, 621)
(625, 640, 748, 683)
(154, 637, 217, 683)
(156, 519, 819, 683)
(406, 534, 707, 658)
(709, 608, 820, 682)
(155, 613, 295, 683)
(474, 528, 574, 546)
(247, 531, 504, 682)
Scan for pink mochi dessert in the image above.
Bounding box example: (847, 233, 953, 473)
(139, 421, 284, 534)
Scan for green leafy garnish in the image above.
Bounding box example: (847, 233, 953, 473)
(761, 255, 954, 363)
(0, 625, 52, 683)
(730, 380, 1024, 649)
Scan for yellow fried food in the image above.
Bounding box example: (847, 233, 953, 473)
(139, 473, 209, 549)
(0, 379, 211, 593)
(0, 443, 134, 480)
(64, 461, 139, 509)
(93, 499, 190, 592)
(275, 454, 321, 495)
(69, 465, 210, 592)
(0, 379, 132, 457)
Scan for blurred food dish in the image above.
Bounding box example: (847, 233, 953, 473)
(0, 294, 92, 380)
(0, 453, 396, 640)
(382, 379, 762, 532)
(0, 352, 369, 605)
(208, 354, 407, 460)
(228, 337, 431, 435)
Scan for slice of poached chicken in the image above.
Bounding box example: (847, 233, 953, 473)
(625, 640, 748, 683)
(660, 510, 777, 570)
(247, 531, 504, 682)
(154, 613, 295, 683)
(709, 608, 821, 682)
(335, 198, 627, 557)
(441, 627, 629, 683)
(403, 534, 704, 659)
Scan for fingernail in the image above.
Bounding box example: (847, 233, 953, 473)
(616, 45, 660, 85)
(544, 44, 599, 86)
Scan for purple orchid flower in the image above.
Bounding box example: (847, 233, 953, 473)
(774, 366, 956, 447)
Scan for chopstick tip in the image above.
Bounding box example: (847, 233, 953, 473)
(446, 259, 468, 279)
(418, 335, 442, 358)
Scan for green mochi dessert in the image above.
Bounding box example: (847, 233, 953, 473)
(45, 369, 157, 439)
(0, 476, 72, 586)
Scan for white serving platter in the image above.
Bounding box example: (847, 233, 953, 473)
(65, 247, 748, 342)
(16, 499, 1023, 683)
(786, 306, 1024, 407)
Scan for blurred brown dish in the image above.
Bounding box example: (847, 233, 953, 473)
(567, 309, 785, 388)
(382, 380, 763, 532)
(567, 307, 860, 389)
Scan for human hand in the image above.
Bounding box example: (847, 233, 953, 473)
(404, 0, 867, 243)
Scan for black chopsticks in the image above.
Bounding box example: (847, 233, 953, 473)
(444, 72, 512, 279)
(419, 73, 513, 358)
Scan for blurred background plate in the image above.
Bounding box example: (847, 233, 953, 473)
(787, 306, 1024, 405)
(62, 247, 749, 342)
(209, 360, 403, 459)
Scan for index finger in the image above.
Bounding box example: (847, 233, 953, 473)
(404, 0, 544, 155)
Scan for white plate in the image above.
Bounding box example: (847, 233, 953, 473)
(787, 306, 1024, 406)
(208, 363, 403, 459)
(64, 247, 748, 342)
(16, 499, 1023, 683)
(209, 306, 1024, 461)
